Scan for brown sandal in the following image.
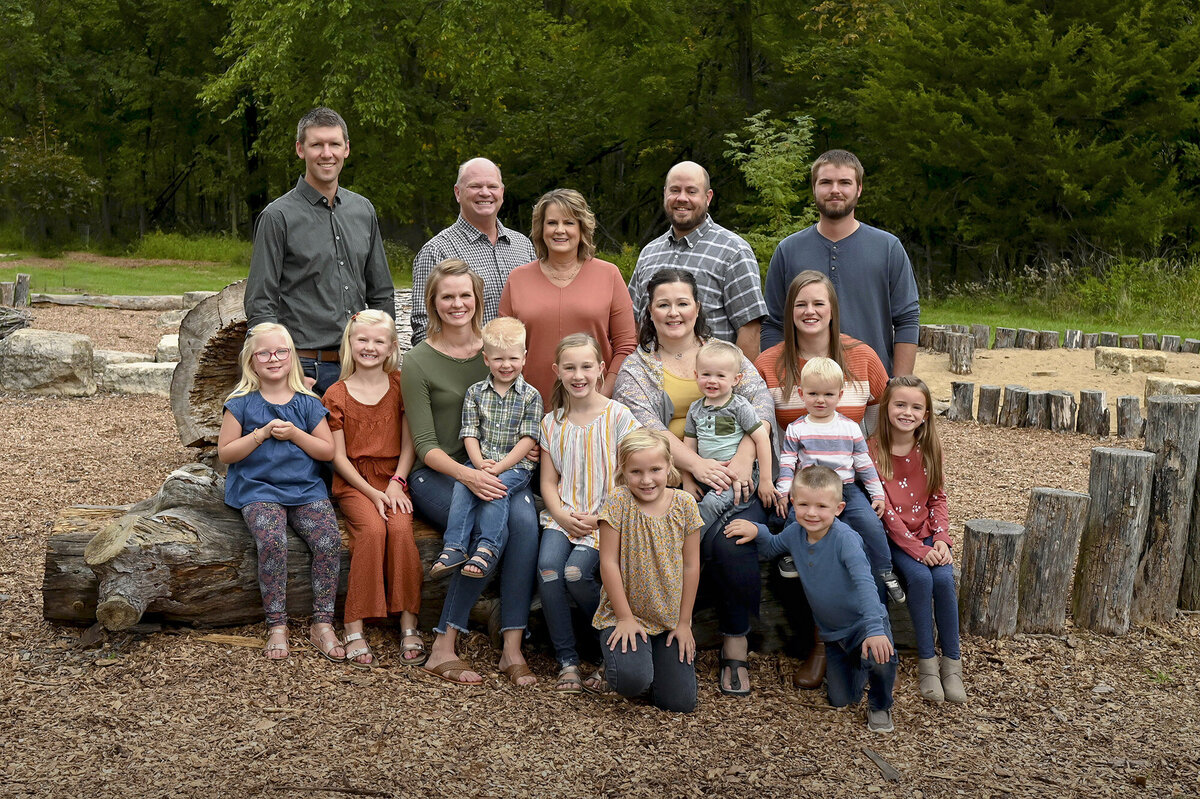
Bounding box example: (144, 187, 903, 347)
(421, 659, 482, 685)
(501, 662, 537, 687)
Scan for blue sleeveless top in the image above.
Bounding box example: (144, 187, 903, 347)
(223, 391, 330, 509)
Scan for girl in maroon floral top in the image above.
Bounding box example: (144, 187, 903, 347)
(870, 376, 966, 705)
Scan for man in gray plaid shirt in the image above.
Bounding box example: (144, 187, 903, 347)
(628, 161, 768, 361)
(410, 158, 535, 345)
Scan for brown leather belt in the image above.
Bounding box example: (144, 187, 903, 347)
(295, 349, 340, 363)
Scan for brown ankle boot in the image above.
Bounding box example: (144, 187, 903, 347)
(793, 641, 827, 689)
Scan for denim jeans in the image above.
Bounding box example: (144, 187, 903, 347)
(441, 465, 532, 557)
(891, 538, 960, 659)
(824, 621, 897, 712)
(300, 357, 342, 397)
(837, 482, 892, 577)
(409, 466, 539, 635)
(538, 528, 601, 667)
(697, 500, 764, 637)
(599, 628, 697, 713)
(697, 465, 760, 528)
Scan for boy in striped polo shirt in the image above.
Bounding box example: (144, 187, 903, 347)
(774, 357, 905, 605)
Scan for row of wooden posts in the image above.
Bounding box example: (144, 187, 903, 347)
(958, 395, 1200, 638)
(920, 323, 1199, 377)
(1, 273, 31, 308)
(946, 381, 1143, 438)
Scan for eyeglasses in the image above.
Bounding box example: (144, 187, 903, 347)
(253, 348, 292, 363)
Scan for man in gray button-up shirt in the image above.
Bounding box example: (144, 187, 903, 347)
(245, 107, 394, 393)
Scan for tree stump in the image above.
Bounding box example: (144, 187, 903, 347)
(1182, 497, 1200, 611)
(947, 324, 969, 334)
(1160, 335, 1181, 353)
(1016, 329, 1039, 349)
(0, 282, 13, 306)
(1024, 390, 1049, 429)
(13, 274, 31, 308)
(1129, 396, 1200, 624)
(1184, 339, 1200, 355)
(1037, 330, 1059, 349)
(1048, 390, 1077, 433)
(960, 519, 1024, 638)
(1076, 389, 1110, 437)
(1063, 329, 1082, 349)
(1000, 385, 1029, 428)
(1, 307, 32, 340)
(170, 281, 248, 448)
(1071, 447, 1156, 635)
(1141, 333, 1159, 350)
(977, 385, 1002, 425)
(970, 324, 990, 349)
(1018, 488, 1090, 634)
(947, 332, 973, 375)
(918, 324, 935, 348)
(928, 328, 947, 353)
(1120, 334, 1140, 349)
(1082, 333, 1099, 349)
(1117, 395, 1145, 439)
(1099, 332, 1118, 347)
(948, 381, 974, 422)
(994, 327, 1017, 349)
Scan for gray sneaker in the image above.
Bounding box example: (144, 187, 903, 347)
(866, 707, 894, 733)
(778, 555, 799, 579)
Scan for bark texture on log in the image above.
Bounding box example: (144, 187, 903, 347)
(1, 307, 32, 340)
(970, 324, 990, 349)
(30, 293, 185, 311)
(960, 519, 1024, 639)
(1037, 331, 1059, 350)
(1161, 335, 1181, 353)
(1099, 332, 1118, 347)
(1120, 335, 1140, 349)
(1072, 447, 1155, 635)
(1082, 333, 1099, 349)
(1183, 339, 1200, 355)
(13, 274, 31, 308)
(1016, 329, 1038, 349)
(0, 282, 13, 306)
(977, 386, 1002, 425)
(1142, 334, 1159, 350)
(994, 328, 1016, 349)
(1063, 330, 1082, 349)
(929, 329, 947, 353)
(1129, 397, 1200, 624)
(1017, 488, 1090, 634)
(1048, 390, 1077, 434)
(1076, 390, 1110, 437)
(170, 281, 247, 448)
(948, 381, 974, 422)
(947, 333, 973, 375)
(1024, 390, 1049, 429)
(1117, 395, 1145, 439)
(1000, 386, 1029, 428)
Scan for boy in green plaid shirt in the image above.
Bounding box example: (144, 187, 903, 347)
(430, 317, 544, 580)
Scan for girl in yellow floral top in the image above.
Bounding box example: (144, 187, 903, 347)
(592, 429, 703, 712)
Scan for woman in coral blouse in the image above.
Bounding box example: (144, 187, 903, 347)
(499, 188, 637, 405)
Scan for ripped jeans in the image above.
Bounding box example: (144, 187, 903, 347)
(537, 527, 601, 668)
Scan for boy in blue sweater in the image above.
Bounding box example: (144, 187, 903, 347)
(727, 465, 897, 732)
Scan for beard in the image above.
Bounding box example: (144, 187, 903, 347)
(815, 192, 858, 221)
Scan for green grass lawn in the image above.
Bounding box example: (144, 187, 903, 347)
(922, 296, 1200, 342)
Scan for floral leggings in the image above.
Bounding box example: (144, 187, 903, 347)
(241, 500, 341, 628)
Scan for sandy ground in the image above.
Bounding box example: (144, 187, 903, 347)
(0, 307, 1197, 798)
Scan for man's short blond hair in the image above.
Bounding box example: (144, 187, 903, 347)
(696, 340, 742, 372)
(800, 356, 844, 389)
(482, 316, 527, 351)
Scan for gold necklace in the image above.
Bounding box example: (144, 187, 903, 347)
(543, 260, 582, 283)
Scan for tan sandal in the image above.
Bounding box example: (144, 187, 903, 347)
(501, 662, 537, 687)
(263, 625, 290, 660)
(306, 624, 345, 663)
(399, 628, 428, 666)
(554, 665, 583, 694)
(343, 631, 375, 670)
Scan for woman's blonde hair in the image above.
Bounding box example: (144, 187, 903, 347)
(871, 375, 943, 492)
(614, 428, 680, 487)
(424, 258, 484, 339)
(338, 309, 401, 380)
(227, 323, 315, 400)
(531, 188, 597, 262)
(776, 270, 858, 402)
(550, 332, 605, 414)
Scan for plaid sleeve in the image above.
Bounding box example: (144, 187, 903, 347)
(460, 382, 483, 439)
(519, 384, 544, 441)
(721, 238, 768, 332)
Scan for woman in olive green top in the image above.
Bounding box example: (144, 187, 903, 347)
(402, 259, 540, 687)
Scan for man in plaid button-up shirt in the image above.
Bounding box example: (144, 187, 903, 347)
(410, 158, 535, 344)
(629, 161, 768, 362)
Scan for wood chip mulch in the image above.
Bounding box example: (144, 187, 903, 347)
(1, 309, 1197, 798)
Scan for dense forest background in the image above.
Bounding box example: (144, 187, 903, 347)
(1, 0, 1198, 288)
